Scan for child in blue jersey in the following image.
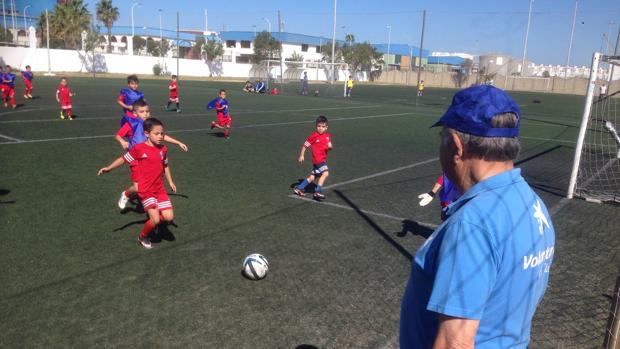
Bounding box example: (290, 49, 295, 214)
(117, 74, 145, 120)
(418, 173, 460, 220)
(21, 65, 34, 99)
(2, 65, 17, 109)
(115, 99, 188, 210)
(207, 89, 232, 138)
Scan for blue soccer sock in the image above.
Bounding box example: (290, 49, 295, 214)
(315, 185, 322, 193)
(297, 179, 310, 190)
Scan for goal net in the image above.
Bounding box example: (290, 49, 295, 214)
(567, 53, 620, 204)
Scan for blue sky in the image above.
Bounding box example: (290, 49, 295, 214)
(86, 0, 620, 67)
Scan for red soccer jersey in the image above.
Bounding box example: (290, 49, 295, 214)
(56, 84, 71, 102)
(169, 81, 178, 98)
(116, 122, 133, 139)
(304, 131, 332, 164)
(123, 143, 168, 193)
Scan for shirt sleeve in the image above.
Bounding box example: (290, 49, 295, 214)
(116, 123, 132, 137)
(304, 135, 313, 148)
(437, 175, 444, 186)
(123, 147, 139, 164)
(117, 94, 125, 103)
(163, 148, 169, 166)
(426, 220, 499, 320)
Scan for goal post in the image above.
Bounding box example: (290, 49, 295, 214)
(567, 52, 620, 203)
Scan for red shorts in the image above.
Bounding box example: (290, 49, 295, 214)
(3, 87, 14, 98)
(24, 80, 33, 89)
(61, 99, 72, 109)
(139, 187, 172, 211)
(169, 94, 179, 102)
(217, 116, 231, 127)
(130, 163, 140, 183)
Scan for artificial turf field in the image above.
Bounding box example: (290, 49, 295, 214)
(0, 75, 619, 348)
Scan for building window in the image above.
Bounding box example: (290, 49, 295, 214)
(301, 44, 309, 52)
(316, 45, 321, 53)
(226, 40, 236, 48)
(222, 55, 233, 62)
(237, 54, 252, 64)
(240, 40, 251, 48)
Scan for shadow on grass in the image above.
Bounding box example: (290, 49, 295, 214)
(334, 189, 412, 261)
(289, 179, 316, 193)
(295, 345, 319, 349)
(397, 219, 434, 239)
(114, 219, 147, 232)
(150, 223, 176, 244)
(0, 188, 15, 204)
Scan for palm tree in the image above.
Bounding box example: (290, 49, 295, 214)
(96, 0, 119, 53)
(50, 0, 91, 49)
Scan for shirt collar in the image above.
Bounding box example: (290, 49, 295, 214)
(444, 168, 524, 216)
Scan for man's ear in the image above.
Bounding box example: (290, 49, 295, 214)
(451, 131, 464, 160)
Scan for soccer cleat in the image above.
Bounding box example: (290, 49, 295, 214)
(28, 94, 33, 98)
(138, 236, 153, 249)
(3, 102, 7, 108)
(293, 187, 305, 197)
(176, 109, 181, 113)
(118, 191, 129, 209)
(210, 121, 216, 130)
(60, 111, 65, 120)
(313, 192, 326, 200)
(164, 104, 168, 111)
(24, 95, 29, 99)
(68, 116, 73, 120)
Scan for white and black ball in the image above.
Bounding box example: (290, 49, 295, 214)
(243, 254, 269, 280)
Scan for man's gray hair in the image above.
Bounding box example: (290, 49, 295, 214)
(442, 113, 521, 161)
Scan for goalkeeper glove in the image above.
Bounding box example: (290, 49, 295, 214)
(418, 191, 436, 207)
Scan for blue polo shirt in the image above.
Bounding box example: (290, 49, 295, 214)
(400, 168, 555, 349)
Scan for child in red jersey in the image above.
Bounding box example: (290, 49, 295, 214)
(2, 65, 17, 109)
(99, 118, 177, 249)
(165, 75, 181, 113)
(293, 115, 333, 200)
(55, 77, 74, 120)
(207, 89, 231, 138)
(115, 99, 187, 210)
(21, 65, 34, 99)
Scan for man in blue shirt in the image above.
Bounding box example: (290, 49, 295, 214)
(400, 85, 555, 349)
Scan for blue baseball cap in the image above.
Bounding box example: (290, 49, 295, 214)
(432, 85, 520, 137)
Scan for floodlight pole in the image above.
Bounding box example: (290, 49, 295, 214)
(565, 0, 578, 78)
(262, 17, 271, 89)
(609, 28, 620, 83)
(2, 1, 6, 33)
(45, 8, 52, 75)
(330, 0, 337, 84)
(23, 4, 30, 30)
(521, 0, 533, 77)
(278, 10, 284, 86)
(416, 10, 426, 94)
(176, 11, 179, 78)
(10, 0, 15, 37)
(386, 25, 391, 70)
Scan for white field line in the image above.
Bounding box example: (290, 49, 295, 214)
(288, 194, 438, 229)
(323, 157, 439, 190)
(0, 133, 23, 142)
(0, 112, 414, 145)
(0, 104, 387, 124)
(520, 136, 576, 144)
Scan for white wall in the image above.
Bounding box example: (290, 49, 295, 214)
(0, 46, 353, 81)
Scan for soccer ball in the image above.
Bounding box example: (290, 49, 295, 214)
(314, 90, 320, 97)
(243, 253, 269, 280)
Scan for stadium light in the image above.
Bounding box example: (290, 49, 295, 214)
(131, 2, 141, 37)
(262, 17, 271, 33)
(521, 0, 533, 77)
(565, 0, 578, 78)
(23, 4, 30, 30)
(2, 1, 6, 32)
(386, 25, 392, 69)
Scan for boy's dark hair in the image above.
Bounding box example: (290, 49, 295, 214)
(171, 75, 177, 79)
(127, 74, 139, 84)
(144, 117, 164, 132)
(60, 76, 67, 81)
(219, 89, 226, 94)
(132, 98, 148, 110)
(316, 115, 328, 125)
(25, 65, 31, 69)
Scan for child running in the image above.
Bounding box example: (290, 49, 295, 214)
(99, 118, 177, 250)
(2, 65, 16, 109)
(207, 89, 232, 139)
(117, 74, 144, 120)
(293, 115, 333, 200)
(21, 65, 34, 99)
(417, 173, 460, 221)
(116, 99, 188, 210)
(165, 75, 181, 113)
(56, 77, 73, 120)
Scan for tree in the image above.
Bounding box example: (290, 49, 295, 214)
(203, 38, 224, 61)
(96, 0, 119, 53)
(542, 70, 550, 78)
(320, 41, 342, 62)
(50, 0, 91, 49)
(252, 31, 281, 64)
(146, 38, 170, 57)
(191, 35, 206, 59)
(286, 51, 304, 68)
(82, 23, 103, 77)
(343, 41, 383, 74)
(203, 39, 224, 76)
(0, 25, 12, 42)
(132, 36, 146, 54)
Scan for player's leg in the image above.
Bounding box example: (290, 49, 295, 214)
(166, 99, 172, 111)
(313, 166, 329, 199)
(9, 89, 16, 108)
(294, 174, 316, 196)
(3, 89, 8, 107)
(175, 98, 181, 113)
(138, 206, 160, 249)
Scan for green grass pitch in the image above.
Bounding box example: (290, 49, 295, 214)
(0, 75, 618, 348)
